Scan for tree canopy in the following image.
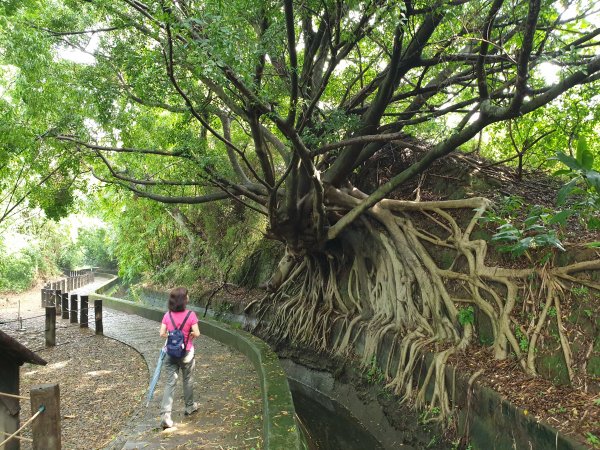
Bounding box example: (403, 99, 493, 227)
(1, 0, 599, 243)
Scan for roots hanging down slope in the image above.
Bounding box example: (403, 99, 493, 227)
(250, 188, 600, 420)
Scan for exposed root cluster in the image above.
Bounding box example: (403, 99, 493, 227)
(250, 188, 600, 420)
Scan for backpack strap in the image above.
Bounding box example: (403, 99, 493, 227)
(168, 311, 192, 330)
(179, 310, 192, 330)
(178, 311, 192, 353)
(168, 312, 177, 330)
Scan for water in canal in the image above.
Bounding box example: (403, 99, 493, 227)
(289, 379, 386, 450)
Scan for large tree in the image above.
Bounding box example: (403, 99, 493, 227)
(3, 0, 600, 417)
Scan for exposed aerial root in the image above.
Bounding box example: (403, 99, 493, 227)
(254, 189, 600, 420)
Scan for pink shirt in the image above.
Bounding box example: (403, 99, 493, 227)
(162, 310, 199, 351)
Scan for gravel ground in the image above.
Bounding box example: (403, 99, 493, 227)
(1, 304, 148, 449)
(1, 283, 263, 450)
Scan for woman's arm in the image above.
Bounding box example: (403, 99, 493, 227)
(191, 323, 200, 338)
(159, 323, 168, 338)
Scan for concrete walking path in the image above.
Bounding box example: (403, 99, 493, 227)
(73, 278, 263, 449)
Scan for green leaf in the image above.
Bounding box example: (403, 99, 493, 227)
(523, 215, 540, 227)
(576, 136, 594, 170)
(586, 242, 600, 248)
(552, 169, 572, 176)
(548, 210, 573, 226)
(498, 238, 532, 257)
(491, 230, 520, 242)
(554, 151, 583, 171)
(533, 234, 565, 251)
(585, 171, 600, 193)
(524, 224, 546, 233)
(497, 223, 518, 231)
(587, 217, 600, 231)
(556, 178, 579, 205)
(458, 306, 475, 326)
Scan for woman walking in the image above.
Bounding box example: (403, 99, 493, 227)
(159, 287, 200, 428)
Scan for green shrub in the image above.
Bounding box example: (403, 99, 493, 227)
(0, 244, 56, 293)
(152, 260, 198, 288)
(481, 196, 567, 261)
(77, 226, 117, 269)
(57, 242, 83, 271)
(552, 136, 600, 237)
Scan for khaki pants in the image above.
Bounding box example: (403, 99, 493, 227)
(160, 346, 195, 416)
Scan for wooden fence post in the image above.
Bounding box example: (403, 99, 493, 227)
(30, 383, 61, 450)
(45, 307, 56, 347)
(70, 295, 78, 324)
(94, 299, 103, 335)
(53, 290, 61, 309)
(80, 296, 88, 328)
(55, 291, 61, 316)
(61, 293, 69, 320)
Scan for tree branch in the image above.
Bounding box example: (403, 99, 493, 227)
(91, 170, 232, 204)
(283, 0, 299, 126)
(32, 25, 126, 37)
(476, 0, 505, 100)
(55, 135, 185, 157)
(508, 0, 541, 114)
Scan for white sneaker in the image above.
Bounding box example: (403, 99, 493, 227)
(161, 414, 174, 429)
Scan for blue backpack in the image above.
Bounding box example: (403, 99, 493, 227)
(166, 311, 192, 359)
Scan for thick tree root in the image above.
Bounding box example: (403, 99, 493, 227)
(254, 189, 600, 420)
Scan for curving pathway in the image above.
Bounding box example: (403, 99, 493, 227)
(73, 277, 263, 449)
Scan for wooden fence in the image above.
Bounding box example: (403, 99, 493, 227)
(41, 271, 94, 308)
(0, 384, 61, 449)
(42, 295, 104, 347)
